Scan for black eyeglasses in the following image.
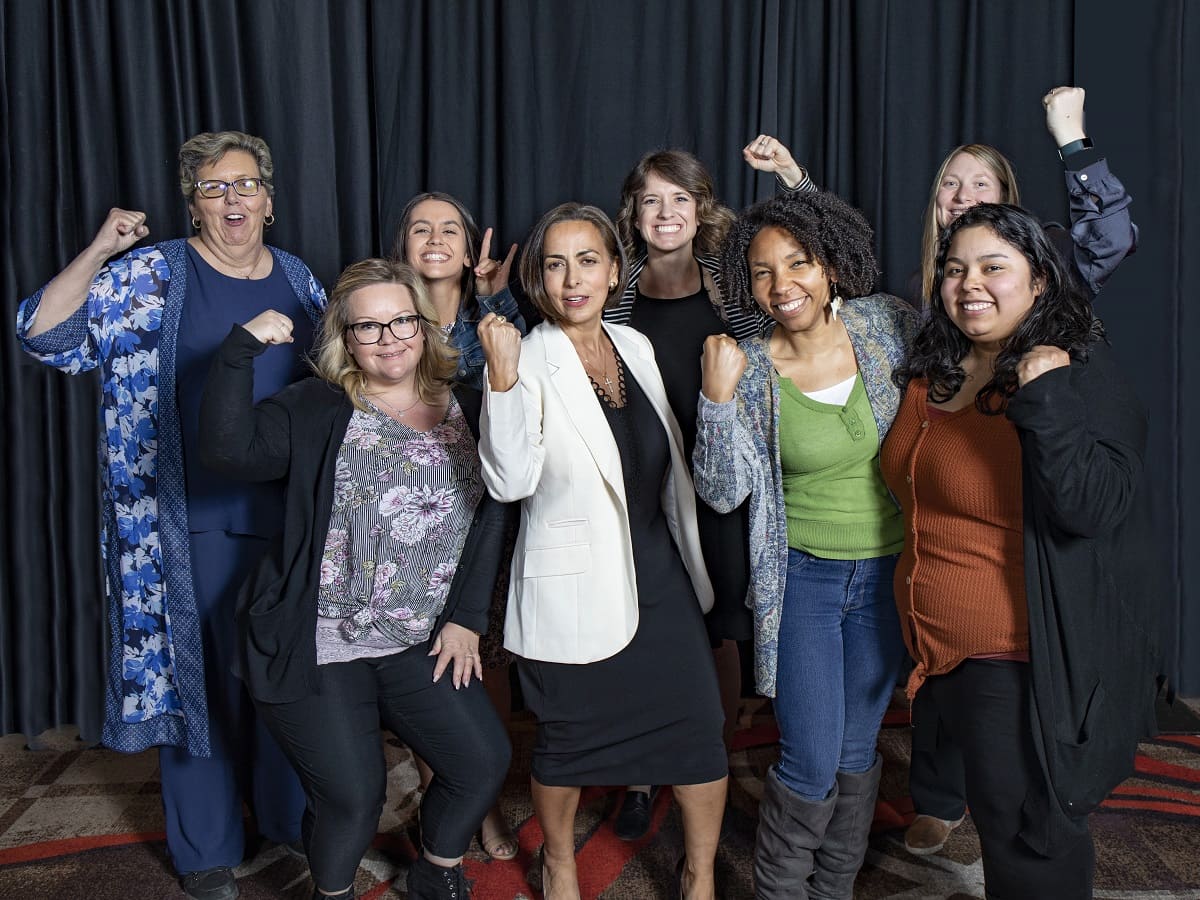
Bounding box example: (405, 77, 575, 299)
(345, 315, 424, 344)
(193, 178, 270, 199)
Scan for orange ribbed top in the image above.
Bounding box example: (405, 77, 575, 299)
(880, 381, 1028, 697)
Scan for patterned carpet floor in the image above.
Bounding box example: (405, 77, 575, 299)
(0, 698, 1198, 899)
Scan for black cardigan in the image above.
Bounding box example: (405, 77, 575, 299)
(1006, 340, 1164, 855)
(198, 324, 512, 704)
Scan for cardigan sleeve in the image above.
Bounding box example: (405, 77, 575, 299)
(693, 390, 759, 514)
(198, 324, 294, 481)
(1006, 348, 1147, 539)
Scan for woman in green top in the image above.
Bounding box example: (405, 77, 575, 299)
(694, 192, 919, 898)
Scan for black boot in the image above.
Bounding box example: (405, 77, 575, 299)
(809, 753, 883, 899)
(754, 765, 838, 900)
(406, 855, 470, 900)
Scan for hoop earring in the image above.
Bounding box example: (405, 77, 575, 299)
(829, 281, 843, 320)
(191, 217, 201, 230)
(264, 214, 275, 227)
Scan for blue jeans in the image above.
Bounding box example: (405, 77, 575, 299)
(773, 549, 903, 800)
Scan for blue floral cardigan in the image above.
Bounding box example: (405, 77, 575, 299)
(692, 294, 919, 697)
(16, 238, 325, 755)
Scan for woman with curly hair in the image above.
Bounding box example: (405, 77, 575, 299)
(694, 191, 919, 898)
(602, 143, 811, 839)
(880, 203, 1158, 897)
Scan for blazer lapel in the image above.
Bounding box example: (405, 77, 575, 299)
(541, 325, 626, 502)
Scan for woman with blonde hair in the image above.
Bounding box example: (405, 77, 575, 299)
(199, 258, 512, 899)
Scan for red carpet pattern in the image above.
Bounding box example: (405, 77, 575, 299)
(0, 703, 1198, 898)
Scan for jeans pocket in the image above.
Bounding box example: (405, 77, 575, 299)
(786, 547, 813, 575)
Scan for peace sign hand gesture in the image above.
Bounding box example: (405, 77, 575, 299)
(474, 227, 519, 298)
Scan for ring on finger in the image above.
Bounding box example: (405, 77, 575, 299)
(495, 314, 506, 324)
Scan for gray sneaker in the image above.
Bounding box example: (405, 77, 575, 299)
(180, 866, 239, 900)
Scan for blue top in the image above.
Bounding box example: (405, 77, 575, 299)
(449, 286, 525, 388)
(177, 244, 316, 534)
(15, 238, 325, 755)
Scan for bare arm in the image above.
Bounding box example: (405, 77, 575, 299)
(26, 208, 149, 337)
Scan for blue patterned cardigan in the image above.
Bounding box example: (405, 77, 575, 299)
(16, 239, 325, 755)
(692, 294, 920, 697)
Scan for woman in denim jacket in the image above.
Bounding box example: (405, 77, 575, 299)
(391, 191, 525, 860)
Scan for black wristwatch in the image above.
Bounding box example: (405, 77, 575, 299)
(1057, 137, 1094, 161)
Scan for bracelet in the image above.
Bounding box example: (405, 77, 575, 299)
(1057, 137, 1093, 161)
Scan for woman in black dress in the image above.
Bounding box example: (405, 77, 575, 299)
(477, 203, 727, 900)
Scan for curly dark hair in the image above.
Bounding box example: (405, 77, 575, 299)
(719, 192, 880, 316)
(894, 203, 1104, 413)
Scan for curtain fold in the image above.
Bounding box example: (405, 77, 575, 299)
(1, 0, 1191, 743)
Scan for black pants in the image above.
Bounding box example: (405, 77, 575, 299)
(255, 647, 511, 891)
(918, 660, 1094, 899)
(909, 681, 968, 821)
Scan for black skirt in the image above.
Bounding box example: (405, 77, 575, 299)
(517, 358, 727, 786)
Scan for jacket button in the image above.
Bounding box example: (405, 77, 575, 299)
(920, 420, 929, 429)
(905, 475, 912, 483)
(905, 575, 912, 585)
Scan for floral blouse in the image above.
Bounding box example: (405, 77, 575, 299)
(315, 395, 485, 663)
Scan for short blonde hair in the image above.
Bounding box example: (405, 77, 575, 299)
(919, 144, 1020, 303)
(312, 258, 459, 410)
(178, 131, 275, 200)
(518, 203, 627, 324)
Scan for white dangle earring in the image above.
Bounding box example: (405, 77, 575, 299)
(829, 281, 843, 320)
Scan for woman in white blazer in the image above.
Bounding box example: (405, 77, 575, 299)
(478, 203, 728, 900)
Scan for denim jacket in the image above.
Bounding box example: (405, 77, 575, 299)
(451, 286, 525, 389)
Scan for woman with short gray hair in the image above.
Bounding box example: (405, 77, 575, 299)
(16, 129, 324, 900)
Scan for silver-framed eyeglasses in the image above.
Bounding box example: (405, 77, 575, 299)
(346, 315, 424, 344)
(193, 178, 270, 199)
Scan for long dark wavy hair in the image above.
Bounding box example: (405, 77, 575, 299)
(719, 191, 880, 316)
(894, 203, 1104, 413)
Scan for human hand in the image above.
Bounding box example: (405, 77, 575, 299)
(1017, 345, 1071, 387)
(241, 310, 295, 345)
(1043, 86, 1087, 147)
(90, 207, 149, 261)
(474, 227, 519, 298)
(429, 621, 481, 689)
(479, 311, 522, 391)
(743, 134, 806, 189)
(700, 334, 747, 403)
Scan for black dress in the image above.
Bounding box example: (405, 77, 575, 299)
(629, 287, 753, 643)
(516, 355, 727, 786)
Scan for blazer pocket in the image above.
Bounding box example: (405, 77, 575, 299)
(523, 543, 591, 578)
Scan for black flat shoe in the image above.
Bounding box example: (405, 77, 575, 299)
(614, 786, 659, 841)
(180, 866, 239, 900)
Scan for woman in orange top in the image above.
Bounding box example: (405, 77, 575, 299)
(880, 203, 1159, 898)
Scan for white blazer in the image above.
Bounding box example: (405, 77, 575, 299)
(479, 321, 714, 664)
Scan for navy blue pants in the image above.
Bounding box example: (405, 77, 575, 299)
(158, 531, 306, 874)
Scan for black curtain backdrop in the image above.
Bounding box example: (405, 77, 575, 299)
(1, 0, 1192, 743)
